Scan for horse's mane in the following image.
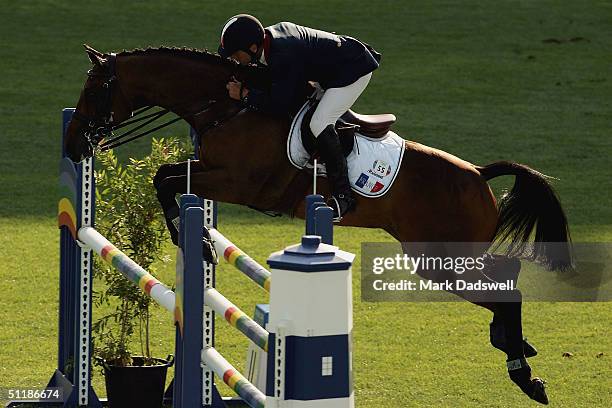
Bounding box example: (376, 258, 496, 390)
(120, 46, 237, 67)
(118, 46, 268, 83)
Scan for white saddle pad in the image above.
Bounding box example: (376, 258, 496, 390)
(287, 101, 405, 198)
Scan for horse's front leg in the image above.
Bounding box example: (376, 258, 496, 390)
(153, 161, 191, 244)
(153, 161, 217, 263)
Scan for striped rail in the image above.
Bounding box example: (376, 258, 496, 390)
(210, 228, 272, 292)
(201, 347, 266, 408)
(78, 226, 269, 352)
(78, 227, 175, 311)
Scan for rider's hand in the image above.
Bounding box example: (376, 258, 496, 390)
(226, 79, 248, 100)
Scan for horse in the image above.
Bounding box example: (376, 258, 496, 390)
(64, 45, 572, 405)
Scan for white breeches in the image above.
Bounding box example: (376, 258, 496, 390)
(309, 72, 372, 137)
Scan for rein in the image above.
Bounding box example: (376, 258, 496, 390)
(98, 101, 216, 151)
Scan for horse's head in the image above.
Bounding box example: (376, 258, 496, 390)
(64, 45, 270, 163)
(64, 45, 133, 163)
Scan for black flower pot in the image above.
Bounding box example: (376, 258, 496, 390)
(101, 355, 173, 408)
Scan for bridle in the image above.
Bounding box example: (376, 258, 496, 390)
(70, 53, 121, 153)
(70, 53, 223, 156)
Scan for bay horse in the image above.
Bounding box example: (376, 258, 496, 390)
(64, 45, 572, 405)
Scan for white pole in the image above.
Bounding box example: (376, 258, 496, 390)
(187, 159, 191, 195)
(313, 158, 317, 195)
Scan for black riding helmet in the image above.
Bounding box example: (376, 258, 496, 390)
(218, 14, 265, 61)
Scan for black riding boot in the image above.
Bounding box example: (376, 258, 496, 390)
(316, 125, 355, 221)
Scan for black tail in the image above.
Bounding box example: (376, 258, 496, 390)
(478, 161, 572, 271)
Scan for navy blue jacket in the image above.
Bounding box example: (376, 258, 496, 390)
(245, 22, 381, 114)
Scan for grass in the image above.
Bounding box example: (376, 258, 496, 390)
(0, 1, 610, 407)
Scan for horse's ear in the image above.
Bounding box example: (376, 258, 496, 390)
(83, 44, 104, 66)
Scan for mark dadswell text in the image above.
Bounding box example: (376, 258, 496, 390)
(373, 279, 515, 291)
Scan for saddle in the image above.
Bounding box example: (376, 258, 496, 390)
(341, 110, 396, 138)
(300, 99, 397, 158)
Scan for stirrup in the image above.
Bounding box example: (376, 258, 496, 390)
(329, 196, 343, 222)
(329, 194, 355, 223)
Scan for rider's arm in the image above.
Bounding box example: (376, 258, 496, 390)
(242, 54, 303, 114)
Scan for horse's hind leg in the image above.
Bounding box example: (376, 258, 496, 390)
(154, 162, 236, 263)
(401, 241, 548, 404)
(496, 292, 547, 404)
(484, 255, 537, 359)
(391, 171, 548, 404)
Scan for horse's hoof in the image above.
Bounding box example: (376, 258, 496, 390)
(508, 363, 548, 405)
(202, 237, 219, 265)
(528, 377, 549, 405)
(202, 227, 219, 265)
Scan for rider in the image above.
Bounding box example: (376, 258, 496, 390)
(218, 14, 381, 221)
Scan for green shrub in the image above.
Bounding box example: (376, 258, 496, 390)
(91, 138, 191, 367)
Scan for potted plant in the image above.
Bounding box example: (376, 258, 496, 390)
(91, 138, 190, 408)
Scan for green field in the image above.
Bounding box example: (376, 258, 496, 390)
(0, 1, 610, 407)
